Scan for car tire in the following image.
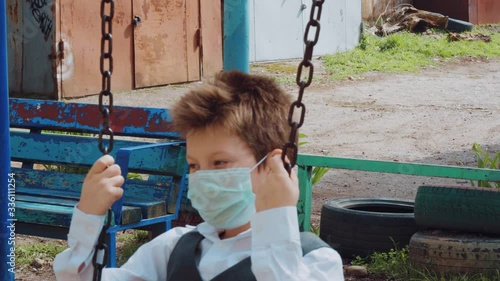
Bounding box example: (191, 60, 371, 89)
(414, 185, 500, 235)
(409, 230, 500, 275)
(320, 197, 420, 258)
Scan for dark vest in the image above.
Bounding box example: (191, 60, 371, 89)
(166, 231, 330, 281)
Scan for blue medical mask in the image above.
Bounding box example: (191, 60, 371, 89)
(187, 156, 268, 229)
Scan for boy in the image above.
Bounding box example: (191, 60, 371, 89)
(53, 71, 343, 280)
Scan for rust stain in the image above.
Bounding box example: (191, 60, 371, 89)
(13, 102, 76, 124)
(146, 113, 176, 133)
(142, 0, 151, 20)
(7, 1, 19, 24)
(75, 106, 176, 134)
(115, 11, 126, 26)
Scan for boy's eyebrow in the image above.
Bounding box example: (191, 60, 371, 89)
(186, 151, 233, 161)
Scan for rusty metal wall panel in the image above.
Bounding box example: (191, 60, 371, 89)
(133, 0, 190, 88)
(7, 0, 57, 99)
(186, 0, 201, 81)
(22, 0, 56, 99)
(59, 1, 133, 99)
(476, 0, 500, 24)
(469, 0, 479, 24)
(414, 0, 470, 21)
(6, 0, 22, 96)
(200, 0, 223, 77)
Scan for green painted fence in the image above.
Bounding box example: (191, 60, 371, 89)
(296, 154, 500, 231)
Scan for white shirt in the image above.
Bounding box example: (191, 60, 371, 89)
(53, 206, 344, 281)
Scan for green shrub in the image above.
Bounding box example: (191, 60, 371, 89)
(298, 133, 330, 185)
(470, 143, 500, 188)
(352, 246, 500, 280)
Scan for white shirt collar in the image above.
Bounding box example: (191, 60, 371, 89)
(196, 222, 252, 243)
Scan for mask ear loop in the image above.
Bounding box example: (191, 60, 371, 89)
(250, 154, 269, 172)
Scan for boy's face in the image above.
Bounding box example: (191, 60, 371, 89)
(186, 126, 265, 193)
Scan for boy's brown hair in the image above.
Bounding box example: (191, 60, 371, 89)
(171, 70, 292, 162)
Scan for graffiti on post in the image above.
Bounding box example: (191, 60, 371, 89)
(27, 0, 53, 40)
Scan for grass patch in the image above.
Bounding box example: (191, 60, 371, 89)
(16, 241, 66, 268)
(323, 25, 500, 80)
(351, 246, 500, 281)
(255, 62, 298, 74)
(117, 230, 151, 266)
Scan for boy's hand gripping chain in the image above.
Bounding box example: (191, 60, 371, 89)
(94, 0, 114, 280)
(282, 0, 325, 175)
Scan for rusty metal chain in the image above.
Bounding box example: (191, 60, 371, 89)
(92, 210, 112, 281)
(93, 1, 115, 280)
(98, 0, 115, 155)
(282, 0, 324, 174)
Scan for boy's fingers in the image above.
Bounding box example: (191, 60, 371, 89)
(102, 164, 122, 178)
(109, 175, 125, 188)
(267, 153, 284, 172)
(110, 186, 124, 201)
(89, 155, 115, 175)
(267, 149, 294, 176)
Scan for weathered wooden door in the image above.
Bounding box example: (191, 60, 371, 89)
(58, 1, 134, 99)
(7, 0, 57, 99)
(133, 0, 201, 88)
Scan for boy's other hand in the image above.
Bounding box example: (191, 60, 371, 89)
(255, 149, 299, 212)
(78, 155, 125, 215)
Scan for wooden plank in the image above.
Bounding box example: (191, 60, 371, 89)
(16, 222, 69, 240)
(200, 0, 223, 77)
(21, 0, 57, 99)
(186, 0, 201, 81)
(10, 132, 186, 176)
(15, 201, 78, 227)
(16, 200, 142, 226)
(9, 98, 180, 139)
(18, 188, 166, 219)
(127, 201, 166, 219)
(6, 0, 23, 97)
(18, 194, 80, 207)
(296, 154, 500, 181)
(14, 168, 173, 201)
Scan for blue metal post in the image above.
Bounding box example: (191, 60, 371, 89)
(223, 0, 250, 73)
(1, 0, 14, 280)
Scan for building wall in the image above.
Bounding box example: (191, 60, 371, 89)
(249, 0, 362, 62)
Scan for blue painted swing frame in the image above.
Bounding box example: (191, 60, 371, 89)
(1, 1, 14, 280)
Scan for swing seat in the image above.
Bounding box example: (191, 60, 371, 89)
(9, 98, 188, 267)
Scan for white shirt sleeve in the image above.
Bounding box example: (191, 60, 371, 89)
(53, 206, 189, 281)
(250, 207, 344, 281)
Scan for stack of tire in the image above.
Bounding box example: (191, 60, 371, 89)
(319, 197, 422, 259)
(411, 185, 500, 276)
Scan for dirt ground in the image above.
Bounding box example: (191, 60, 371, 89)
(15, 58, 500, 280)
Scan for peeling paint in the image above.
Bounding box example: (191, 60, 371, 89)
(56, 33, 74, 82)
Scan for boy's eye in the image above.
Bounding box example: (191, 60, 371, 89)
(188, 163, 199, 172)
(214, 160, 228, 167)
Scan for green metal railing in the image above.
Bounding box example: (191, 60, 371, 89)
(296, 154, 500, 231)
